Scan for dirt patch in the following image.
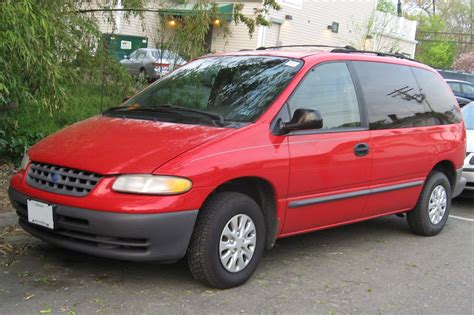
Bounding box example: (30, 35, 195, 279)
(0, 163, 16, 213)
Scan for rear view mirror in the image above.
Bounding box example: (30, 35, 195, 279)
(280, 108, 323, 133)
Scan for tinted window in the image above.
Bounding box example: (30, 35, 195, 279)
(288, 63, 361, 130)
(353, 62, 425, 129)
(412, 67, 461, 125)
(107, 56, 302, 125)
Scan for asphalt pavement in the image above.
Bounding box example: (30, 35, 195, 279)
(0, 197, 472, 314)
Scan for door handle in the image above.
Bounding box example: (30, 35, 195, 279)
(354, 143, 370, 157)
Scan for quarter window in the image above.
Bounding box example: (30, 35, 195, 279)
(411, 67, 461, 125)
(288, 63, 361, 130)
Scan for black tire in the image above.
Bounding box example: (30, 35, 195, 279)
(407, 171, 451, 236)
(138, 68, 147, 81)
(187, 192, 266, 289)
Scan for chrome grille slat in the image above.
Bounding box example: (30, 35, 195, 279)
(27, 162, 102, 197)
(28, 172, 95, 189)
(30, 164, 100, 181)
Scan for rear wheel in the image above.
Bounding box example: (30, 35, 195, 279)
(407, 171, 451, 236)
(187, 192, 265, 289)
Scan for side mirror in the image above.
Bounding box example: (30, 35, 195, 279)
(281, 109, 323, 133)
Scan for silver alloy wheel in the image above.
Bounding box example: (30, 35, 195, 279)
(428, 185, 447, 225)
(219, 214, 257, 273)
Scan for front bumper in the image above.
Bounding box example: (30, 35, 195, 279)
(8, 188, 198, 262)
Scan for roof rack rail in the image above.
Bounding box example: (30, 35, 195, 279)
(256, 44, 357, 51)
(331, 47, 417, 62)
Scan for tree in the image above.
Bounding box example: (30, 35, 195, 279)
(453, 52, 474, 73)
(406, 13, 457, 68)
(405, 0, 472, 57)
(377, 0, 397, 15)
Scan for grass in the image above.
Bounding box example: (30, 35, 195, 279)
(14, 83, 127, 137)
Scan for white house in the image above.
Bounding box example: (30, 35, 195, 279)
(92, 0, 418, 58)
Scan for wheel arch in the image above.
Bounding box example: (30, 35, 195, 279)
(202, 176, 279, 250)
(431, 160, 456, 193)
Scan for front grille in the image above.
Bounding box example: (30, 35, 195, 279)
(27, 162, 101, 197)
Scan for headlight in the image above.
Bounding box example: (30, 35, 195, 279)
(20, 153, 30, 170)
(112, 175, 192, 195)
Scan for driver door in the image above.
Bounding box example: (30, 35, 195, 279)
(283, 62, 372, 234)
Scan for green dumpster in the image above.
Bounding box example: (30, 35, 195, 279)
(102, 34, 148, 61)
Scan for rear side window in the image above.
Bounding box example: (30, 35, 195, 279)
(353, 62, 425, 130)
(288, 62, 361, 130)
(411, 67, 461, 125)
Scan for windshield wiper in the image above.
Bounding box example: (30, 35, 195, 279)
(103, 104, 226, 126)
(153, 104, 225, 125)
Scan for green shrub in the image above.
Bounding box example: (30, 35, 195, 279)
(0, 0, 138, 162)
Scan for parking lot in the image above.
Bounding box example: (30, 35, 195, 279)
(0, 196, 472, 314)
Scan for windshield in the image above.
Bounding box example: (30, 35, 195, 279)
(105, 56, 302, 126)
(462, 104, 474, 130)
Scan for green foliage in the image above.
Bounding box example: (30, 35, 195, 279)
(0, 0, 136, 162)
(0, 0, 98, 112)
(413, 15, 457, 68)
(376, 0, 397, 14)
(417, 41, 456, 69)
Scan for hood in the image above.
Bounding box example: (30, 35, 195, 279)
(467, 129, 474, 153)
(29, 116, 231, 174)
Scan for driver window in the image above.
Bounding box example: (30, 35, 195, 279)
(288, 62, 361, 130)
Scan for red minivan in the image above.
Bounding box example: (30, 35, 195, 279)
(9, 47, 466, 288)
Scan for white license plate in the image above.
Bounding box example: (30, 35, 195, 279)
(27, 199, 54, 229)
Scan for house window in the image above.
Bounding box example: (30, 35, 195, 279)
(278, 0, 302, 9)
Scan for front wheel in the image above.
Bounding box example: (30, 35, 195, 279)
(407, 171, 451, 236)
(187, 192, 266, 289)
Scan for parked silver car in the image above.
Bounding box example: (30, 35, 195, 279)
(462, 102, 474, 192)
(120, 48, 186, 80)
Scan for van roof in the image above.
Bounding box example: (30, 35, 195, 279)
(215, 49, 428, 69)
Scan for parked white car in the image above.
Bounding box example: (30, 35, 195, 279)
(120, 48, 186, 81)
(462, 102, 474, 192)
